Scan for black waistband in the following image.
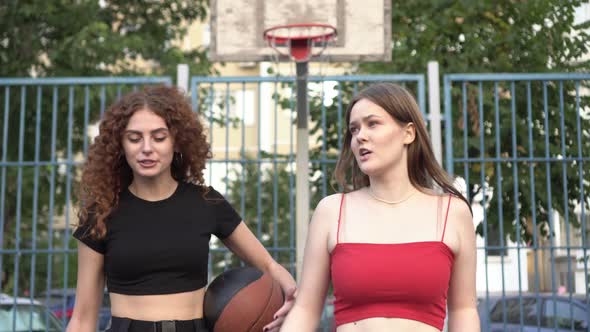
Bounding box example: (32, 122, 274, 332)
(109, 316, 208, 332)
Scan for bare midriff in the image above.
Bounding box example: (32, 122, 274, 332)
(337, 317, 441, 332)
(110, 288, 205, 321)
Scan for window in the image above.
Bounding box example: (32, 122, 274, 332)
(486, 223, 508, 256)
(205, 89, 256, 127)
(233, 90, 255, 126)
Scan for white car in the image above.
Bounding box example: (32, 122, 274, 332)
(0, 293, 63, 332)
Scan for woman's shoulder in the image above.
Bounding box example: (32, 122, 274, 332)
(316, 192, 344, 208)
(170, 182, 222, 206)
(308, 193, 346, 235)
(313, 189, 365, 218)
(308, 193, 342, 222)
(180, 181, 212, 196)
(446, 194, 474, 232)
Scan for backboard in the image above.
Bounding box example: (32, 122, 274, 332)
(209, 0, 391, 62)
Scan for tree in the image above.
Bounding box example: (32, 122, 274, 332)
(223, 157, 296, 274)
(364, 1, 589, 74)
(228, 1, 590, 260)
(0, 0, 213, 77)
(0, 0, 214, 294)
(360, 1, 590, 245)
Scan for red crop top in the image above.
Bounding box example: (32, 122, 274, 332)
(330, 193, 454, 331)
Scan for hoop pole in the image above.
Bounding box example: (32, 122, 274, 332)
(427, 61, 443, 167)
(295, 61, 309, 282)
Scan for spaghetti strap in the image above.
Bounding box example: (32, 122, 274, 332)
(436, 195, 442, 239)
(336, 193, 345, 244)
(441, 194, 452, 242)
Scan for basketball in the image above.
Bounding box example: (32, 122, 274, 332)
(204, 266, 284, 332)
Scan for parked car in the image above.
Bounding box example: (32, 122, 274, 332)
(478, 292, 589, 332)
(317, 296, 335, 332)
(0, 293, 63, 331)
(38, 288, 111, 331)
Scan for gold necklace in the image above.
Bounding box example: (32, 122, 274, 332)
(368, 188, 417, 205)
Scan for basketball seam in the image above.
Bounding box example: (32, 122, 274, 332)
(248, 277, 276, 332)
(205, 267, 264, 329)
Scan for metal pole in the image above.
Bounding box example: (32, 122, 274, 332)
(295, 61, 309, 282)
(427, 61, 442, 166)
(177, 64, 189, 92)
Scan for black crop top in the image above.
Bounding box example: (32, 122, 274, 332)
(73, 182, 242, 295)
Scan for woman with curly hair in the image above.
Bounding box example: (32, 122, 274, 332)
(66, 85, 296, 332)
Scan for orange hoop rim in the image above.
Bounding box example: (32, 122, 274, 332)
(263, 23, 337, 62)
(263, 23, 337, 44)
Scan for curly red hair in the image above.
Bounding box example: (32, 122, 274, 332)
(77, 85, 211, 239)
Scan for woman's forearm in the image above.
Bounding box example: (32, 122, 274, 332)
(266, 261, 296, 291)
(66, 316, 98, 332)
(448, 307, 480, 332)
(280, 303, 323, 332)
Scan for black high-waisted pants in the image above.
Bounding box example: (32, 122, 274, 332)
(107, 316, 209, 332)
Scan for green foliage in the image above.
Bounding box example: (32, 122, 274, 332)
(225, 1, 590, 254)
(0, 83, 153, 294)
(222, 80, 422, 274)
(223, 158, 295, 274)
(0, 0, 213, 77)
(450, 81, 590, 246)
(362, 1, 589, 74)
(359, 1, 590, 244)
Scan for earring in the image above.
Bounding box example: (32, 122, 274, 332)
(174, 151, 183, 165)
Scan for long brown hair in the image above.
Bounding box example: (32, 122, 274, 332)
(77, 85, 212, 238)
(334, 83, 469, 209)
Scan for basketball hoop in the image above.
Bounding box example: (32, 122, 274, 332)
(263, 23, 337, 63)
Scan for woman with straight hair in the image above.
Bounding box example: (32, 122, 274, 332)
(281, 83, 479, 331)
(66, 85, 295, 332)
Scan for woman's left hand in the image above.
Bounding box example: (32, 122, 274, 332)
(263, 286, 297, 332)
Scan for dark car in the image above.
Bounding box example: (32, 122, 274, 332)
(0, 293, 63, 331)
(317, 296, 335, 332)
(38, 288, 111, 331)
(478, 292, 589, 332)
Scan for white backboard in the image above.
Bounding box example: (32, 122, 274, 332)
(209, 0, 391, 62)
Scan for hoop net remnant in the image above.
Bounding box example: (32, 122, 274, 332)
(263, 23, 337, 63)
